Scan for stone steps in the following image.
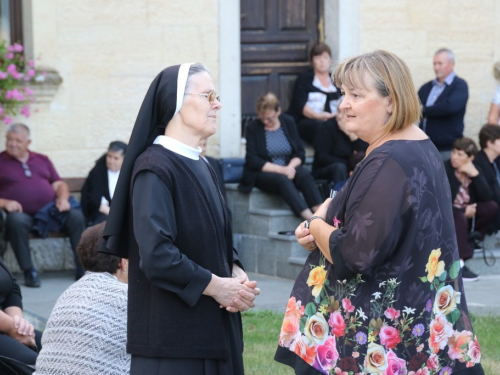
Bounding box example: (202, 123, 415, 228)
(227, 183, 500, 280)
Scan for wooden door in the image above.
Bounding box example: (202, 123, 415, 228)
(240, 0, 321, 134)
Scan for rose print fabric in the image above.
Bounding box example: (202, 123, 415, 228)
(275, 139, 484, 375)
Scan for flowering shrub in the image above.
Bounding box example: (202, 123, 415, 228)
(0, 41, 37, 124)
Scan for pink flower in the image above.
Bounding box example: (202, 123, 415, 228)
(426, 354, 439, 370)
(384, 307, 401, 320)
(4, 52, 14, 59)
(28, 59, 35, 67)
(328, 311, 346, 337)
(467, 336, 481, 365)
(20, 105, 30, 117)
(313, 337, 339, 373)
(7, 64, 22, 79)
(7, 45, 14, 52)
(334, 368, 348, 375)
(13, 43, 23, 52)
(447, 330, 473, 362)
(408, 368, 430, 375)
(27, 69, 35, 77)
(379, 326, 401, 349)
(384, 350, 407, 375)
(279, 315, 300, 347)
(24, 87, 34, 96)
(3, 117, 13, 124)
(0, 72, 8, 79)
(416, 343, 424, 352)
(429, 315, 453, 353)
(0, 106, 3, 115)
(342, 298, 355, 313)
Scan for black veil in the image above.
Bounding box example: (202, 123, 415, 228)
(99, 63, 193, 258)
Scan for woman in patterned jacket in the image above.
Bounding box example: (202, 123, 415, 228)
(275, 50, 484, 375)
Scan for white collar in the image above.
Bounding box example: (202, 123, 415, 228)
(153, 135, 201, 160)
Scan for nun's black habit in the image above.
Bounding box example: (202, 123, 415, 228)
(100, 64, 245, 375)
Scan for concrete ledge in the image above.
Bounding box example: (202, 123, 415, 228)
(2, 238, 76, 273)
(288, 256, 307, 266)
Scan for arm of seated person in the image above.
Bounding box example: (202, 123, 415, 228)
(303, 104, 335, 121)
(52, 180, 71, 212)
(487, 102, 500, 125)
(0, 308, 35, 347)
(0, 198, 23, 212)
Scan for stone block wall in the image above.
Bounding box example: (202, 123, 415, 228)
(0, 0, 220, 177)
(358, 0, 500, 137)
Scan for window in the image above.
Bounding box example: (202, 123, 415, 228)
(0, 0, 23, 44)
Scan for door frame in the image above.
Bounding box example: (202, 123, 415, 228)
(218, 0, 359, 157)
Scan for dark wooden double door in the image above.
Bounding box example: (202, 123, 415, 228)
(241, 0, 321, 127)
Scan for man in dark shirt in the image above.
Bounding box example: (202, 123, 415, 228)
(418, 48, 469, 160)
(0, 123, 85, 287)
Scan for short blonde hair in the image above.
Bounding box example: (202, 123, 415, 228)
(331, 50, 421, 133)
(256, 92, 281, 114)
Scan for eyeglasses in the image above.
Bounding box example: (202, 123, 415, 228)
(22, 162, 32, 178)
(185, 90, 220, 104)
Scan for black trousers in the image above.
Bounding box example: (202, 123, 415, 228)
(0, 330, 42, 366)
(255, 166, 323, 216)
(313, 162, 348, 184)
(453, 201, 498, 260)
(5, 209, 85, 270)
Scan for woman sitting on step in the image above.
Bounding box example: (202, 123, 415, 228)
(239, 93, 323, 220)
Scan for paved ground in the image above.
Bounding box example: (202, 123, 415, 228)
(18, 271, 500, 322)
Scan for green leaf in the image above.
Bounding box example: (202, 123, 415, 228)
(324, 279, 330, 286)
(300, 316, 307, 331)
(449, 261, 461, 280)
(419, 276, 428, 283)
(437, 282, 445, 291)
(315, 295, 321, 304)
(446, 313, 453, 323)
(439, 271, 447, 282)
(450, 309, 460, 324)
(430, 283, 434, 291)
(305, 302, 316, 317)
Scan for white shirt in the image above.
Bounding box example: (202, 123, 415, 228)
(492, 85, 500, 105)
(306, 75, 340, 115)
(100, 169, 120, 206)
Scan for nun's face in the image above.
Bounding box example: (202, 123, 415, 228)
(179, 71, 221, 137)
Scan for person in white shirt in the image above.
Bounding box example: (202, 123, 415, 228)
(80, 141, 127, 226)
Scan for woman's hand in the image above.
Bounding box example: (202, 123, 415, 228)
(282, 165, 296, 180)
(465, 203, 477, 218)
(316, 111, 335, 122)
(204, 274, 260, 313)
(8, 315, 36, 347)
(295, 223, 317, 252)
(457, 161, 479, 178)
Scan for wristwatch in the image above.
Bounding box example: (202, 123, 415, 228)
(304, 216, 325, 229)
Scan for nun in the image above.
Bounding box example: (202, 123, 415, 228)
(100, 63, 259, 374)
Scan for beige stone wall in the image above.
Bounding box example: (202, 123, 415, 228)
(358, 0, 500, 140)
(0, 0, 220, 177)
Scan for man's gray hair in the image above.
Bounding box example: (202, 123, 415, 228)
(6, 123, 31, 139)
(435, 48, 455, 63)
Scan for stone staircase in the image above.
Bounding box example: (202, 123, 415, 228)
(226, 184, 310, 280)
(227, 183, 500, 280)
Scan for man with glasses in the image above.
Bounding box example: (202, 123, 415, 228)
(0, 123, 85, 287)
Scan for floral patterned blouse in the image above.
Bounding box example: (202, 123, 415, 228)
(275, 139, 484, 375)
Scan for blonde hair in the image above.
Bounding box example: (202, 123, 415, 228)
(331, 50, 421, 133)
(256, 92, 281, 114)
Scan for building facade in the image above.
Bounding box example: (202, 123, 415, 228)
(0, 0, 498, 177)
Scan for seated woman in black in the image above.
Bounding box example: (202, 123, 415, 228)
(81, 141, 127, 226)
(0, 256, 41, 373)
(312, 110, 367, 184)
(287, 42, 341, 144)
(446, 137, 498, 281)
(239, 93, 323, 220)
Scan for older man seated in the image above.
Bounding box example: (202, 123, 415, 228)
(0, 123, 85, 287)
